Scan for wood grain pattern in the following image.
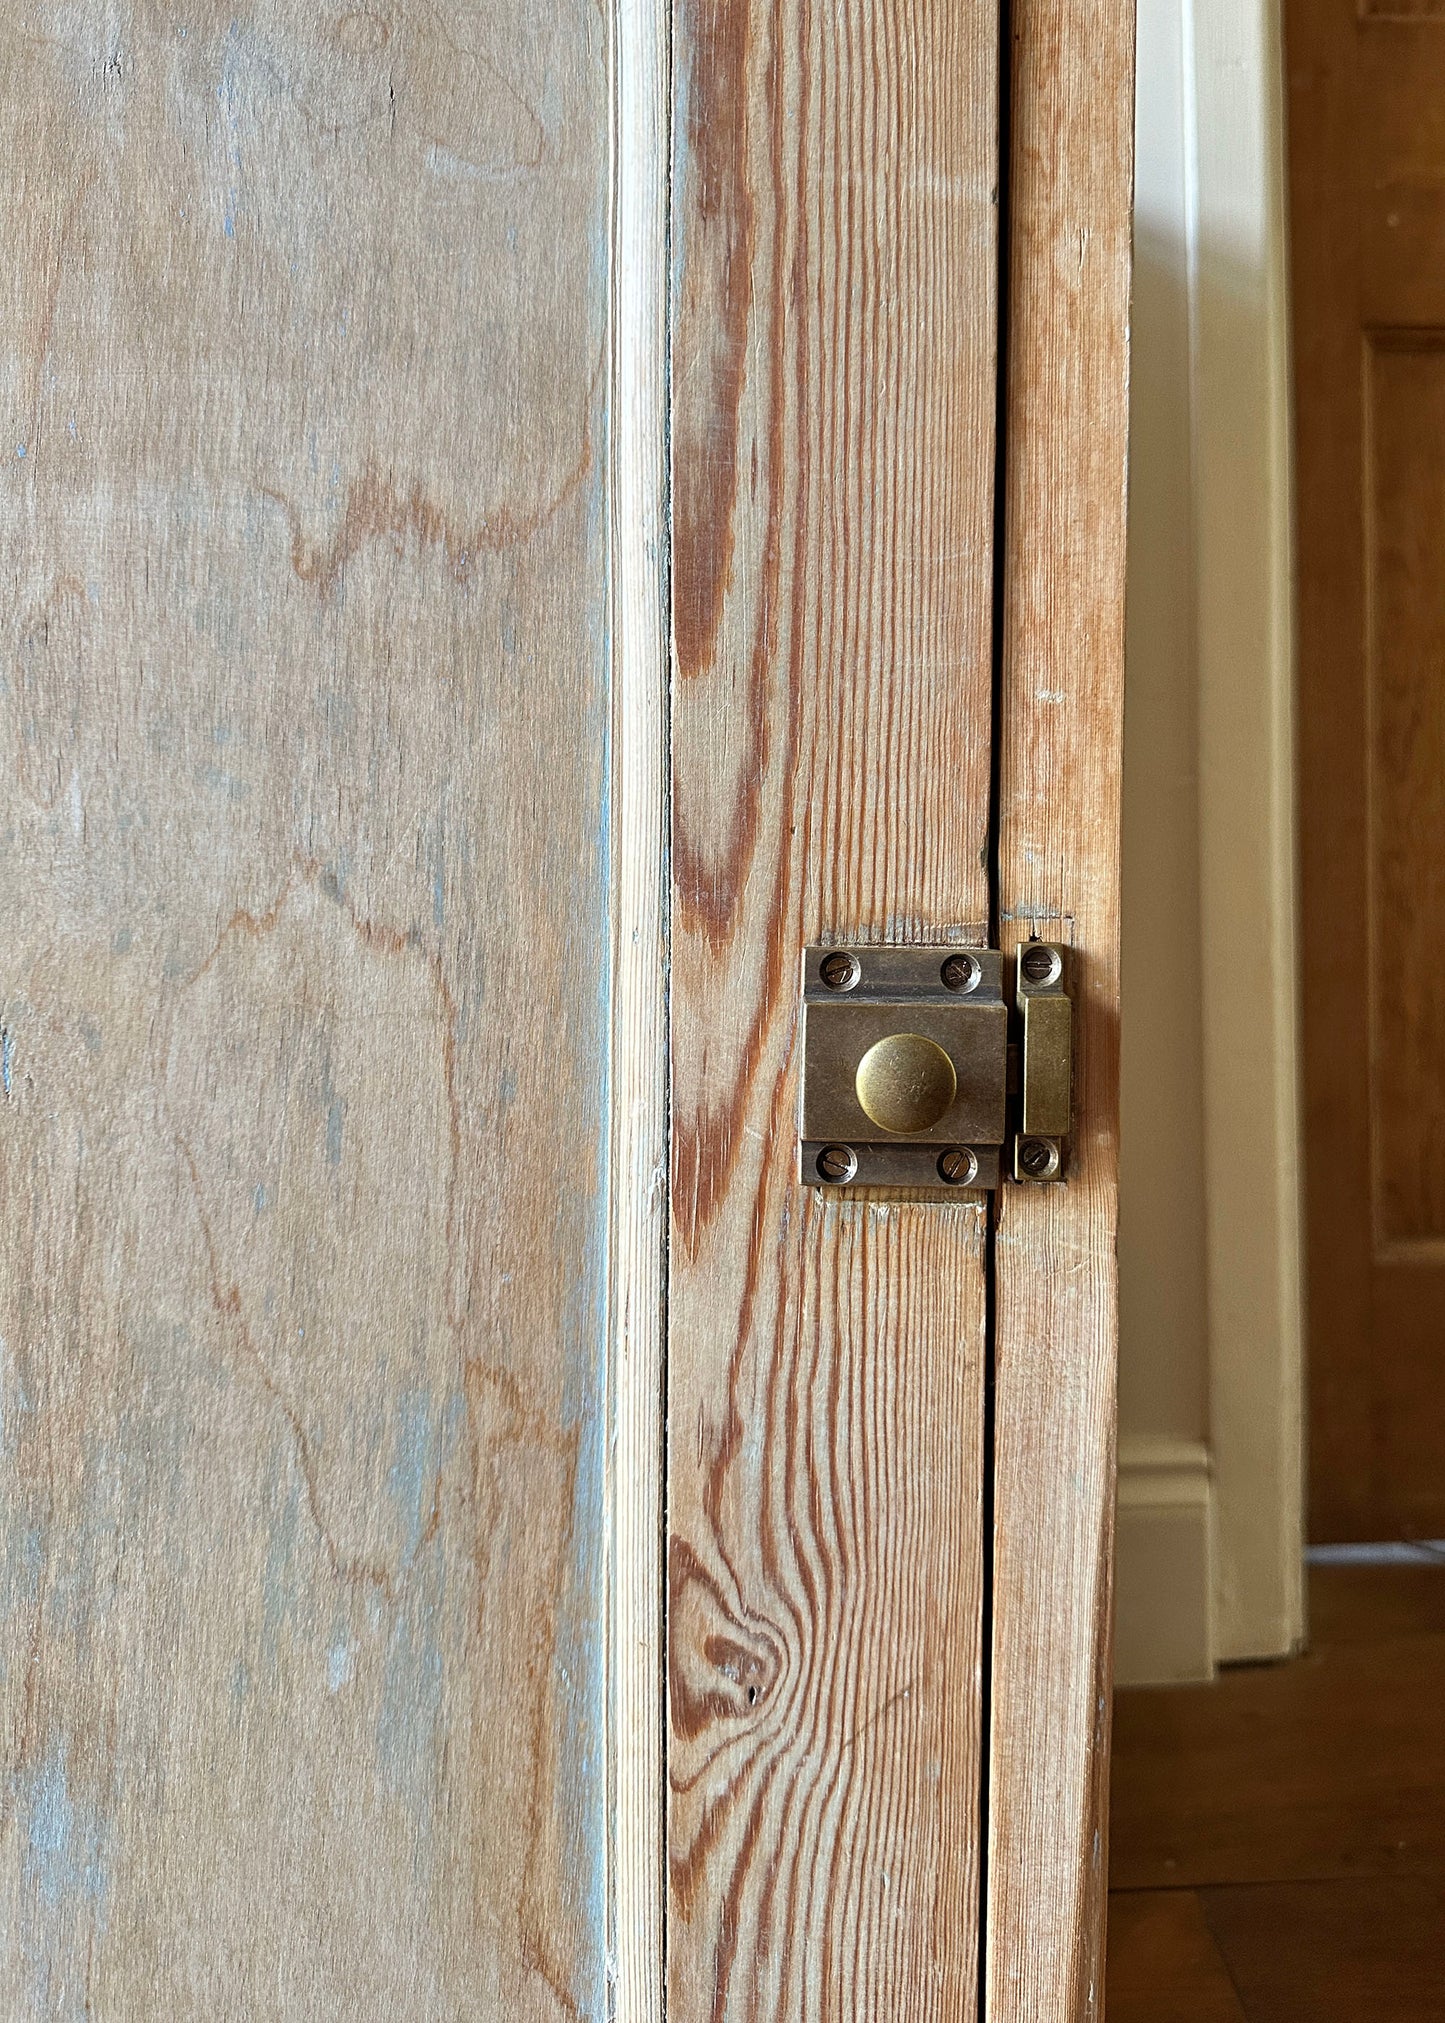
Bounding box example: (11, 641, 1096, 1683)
(1105, 1893, 1248, 2023)
(1365, 337, 1445, 1250)
(1200, 1877, 1445, 2022)
(609, 0, 670, 2006)
(1112, 1567, 1445, 2019)
(1112, 1880, 1445, 2023)
(1112, 1562, 1445, 1891)
(989, 0, 1134, 2016)
(1286, 0, 1445, 1535)
(665, 0, 999, 2012)
(0, 3, 616, 2012)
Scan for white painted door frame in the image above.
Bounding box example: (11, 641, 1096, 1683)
(1117, 0, 1304, 1685)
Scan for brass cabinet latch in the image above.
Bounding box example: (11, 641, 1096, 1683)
(799, 942, 1072, 1191)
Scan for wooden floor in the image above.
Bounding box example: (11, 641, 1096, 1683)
(1106, 1563, 1445, 2020)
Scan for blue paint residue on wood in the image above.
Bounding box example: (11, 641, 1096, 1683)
(373, 1385, 465, 1830)
(25, 1745, 109, 1912)
(18, 1740, 111, 2017)
(545, 419, 613, 2019)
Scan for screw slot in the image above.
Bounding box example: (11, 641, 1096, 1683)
(937, 1146, 979, 1187)
(1018, 1136, 1061, 1181)
(1020, 943, 1063, 989)
(940, 952, 982, 994)
(819, 950, 861, 992)
(816, 1143, 858, 1185)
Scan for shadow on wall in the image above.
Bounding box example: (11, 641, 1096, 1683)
(1117, 194, 1303, 1689)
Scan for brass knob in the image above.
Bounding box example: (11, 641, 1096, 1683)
(854, 1032, 957, 1134)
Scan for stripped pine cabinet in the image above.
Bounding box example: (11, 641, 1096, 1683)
(1, 0, 1132, 2016)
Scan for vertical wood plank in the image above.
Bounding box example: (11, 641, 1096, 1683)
(0, 2, 618, 2011)
(610, 0, 671, 2006)
(666, 0, 999, 2014)
(989, 1, 1134, 2017)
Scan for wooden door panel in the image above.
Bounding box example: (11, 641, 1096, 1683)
(1290, 0, 1445, 1536)
(1367, 338, 1445, 1251)
(988, 0, 1133, 2013)
(0, 3, 613, 2011)
(666, 0, 999, 2012)
(0, 0, 1135, 2008)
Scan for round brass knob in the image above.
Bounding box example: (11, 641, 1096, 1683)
(854, 1032, 957, 1134)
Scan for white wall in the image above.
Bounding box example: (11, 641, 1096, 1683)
(1116, 0, 1304, 1685)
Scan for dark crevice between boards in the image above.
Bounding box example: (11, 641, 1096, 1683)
(979, 0, 1014, 2012)
(661, 8, 676, 2010)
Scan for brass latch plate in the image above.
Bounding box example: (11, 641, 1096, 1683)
(1013, 941, 1071, 1182)
(800, 945, 1008, 1190)
(799, 941, 1072, 1191)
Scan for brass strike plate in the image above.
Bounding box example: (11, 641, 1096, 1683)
(799, 945, 1008, 1191)
(1013, 941, 1071, 1183)
(799, 940, 1073, 1190)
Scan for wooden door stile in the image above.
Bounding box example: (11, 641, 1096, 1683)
(988, 0, 1135, 2015)
(665, 0, 1002, 2013)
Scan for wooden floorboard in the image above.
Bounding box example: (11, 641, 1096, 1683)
(1106, 1892, 1247, 2023)
(1200, 1877, 1445, 2022)
(1111, 1565, 1445, 1891)
(1107, 1566, 1445, 2021)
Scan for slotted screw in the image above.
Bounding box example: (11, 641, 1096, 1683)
(1020, 943, 1061, 987)
(816, 1143, 858, 1184)
(1018, 1136, 1058, 1180)
(937, 1146, 979, 1187)
(820, 951, 860, 991)
(941, 952, 981, 994)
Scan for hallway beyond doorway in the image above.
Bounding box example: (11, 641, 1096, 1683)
(1107, 1562, 1445, 2018)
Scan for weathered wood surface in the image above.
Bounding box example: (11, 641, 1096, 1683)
(666, 0, 999, 2013)
(0, 3, 615, 2013)
(609, 0, 670, 2004)
(989, 0, 1134, 2016)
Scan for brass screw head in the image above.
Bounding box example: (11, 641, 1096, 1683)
(941, 952, 981, 994)
(819, 950, 860, 991)
(854, 1032, 957, 1134)
(1020, 943, 1062, 988)
(937, 1146, 979, 1187)
(1018, 1135, 1061, 1180)
(816, 1143, 858, 1184)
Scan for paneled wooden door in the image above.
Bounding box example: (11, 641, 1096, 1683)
(0, 0, 1130, 2016)
(1286, 0, 1445, 1541)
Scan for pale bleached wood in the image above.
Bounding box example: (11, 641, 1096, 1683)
(609, 0, 670, 2008)
(0, 5, 616, 2012)
(989, 1, 1134, 2017)
(666, 0, 998, 2013)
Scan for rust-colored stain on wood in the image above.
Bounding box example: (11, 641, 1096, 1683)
(666, 0, 1000, 2011)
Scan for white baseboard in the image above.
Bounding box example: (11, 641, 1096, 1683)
(1114, 1438, 1214, 1687)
